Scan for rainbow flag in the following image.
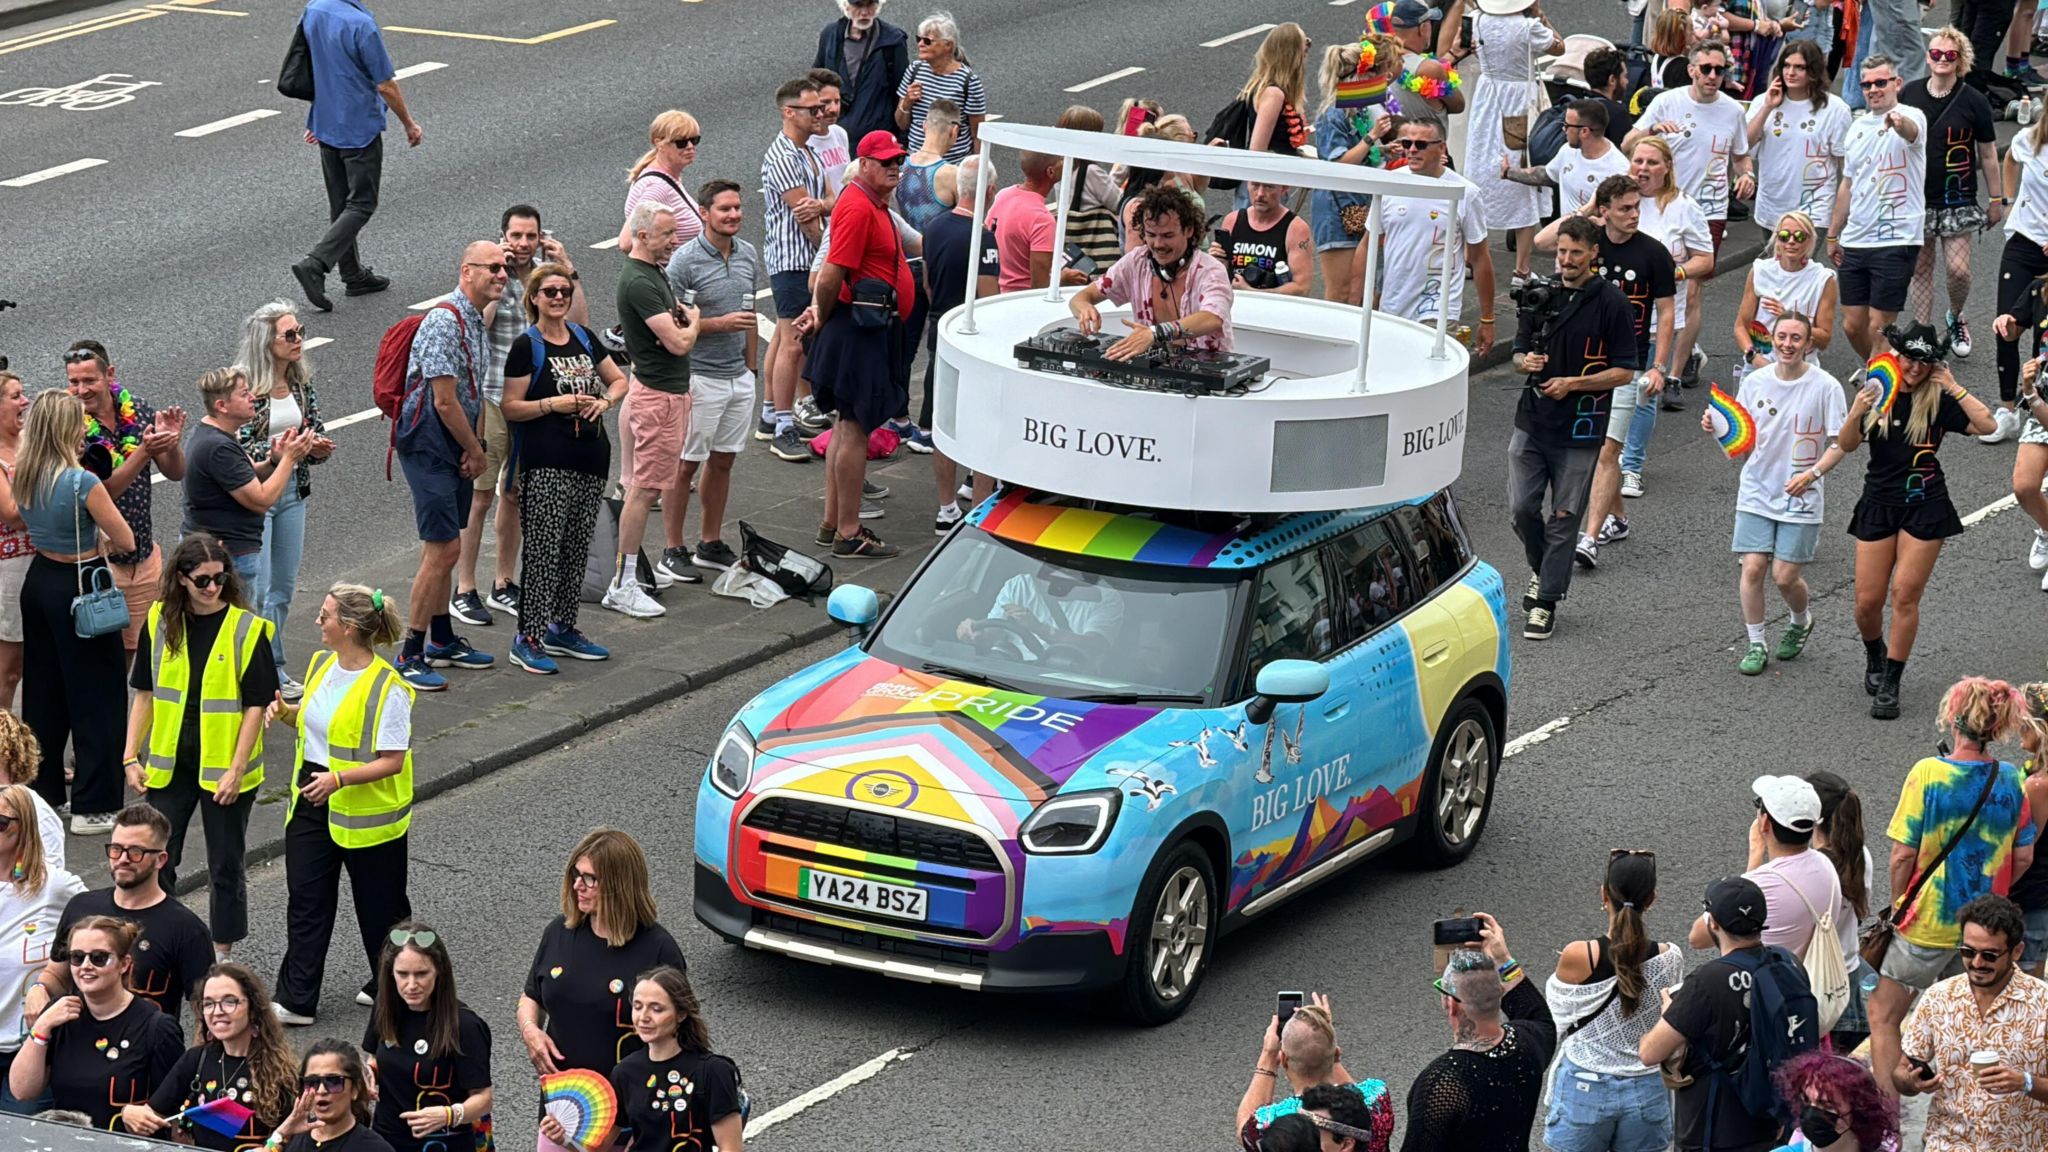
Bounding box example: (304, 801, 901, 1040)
(176, 1098, 254, 1139)
(1707, 385, 1756, 459)
(1362, 1, 1397, 33)
(1867, 351, 1903, 418)
(1748, 318, 1772, 341)
(1336, 72, 1391, 108)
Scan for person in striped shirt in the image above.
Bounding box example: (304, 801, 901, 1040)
(760, 78, 836, 464)
(895, 12, 986, 163)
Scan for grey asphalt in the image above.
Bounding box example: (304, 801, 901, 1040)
(7, 0, 2043, 1147)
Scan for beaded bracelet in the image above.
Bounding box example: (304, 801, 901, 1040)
(1497, 959, 1522, 984)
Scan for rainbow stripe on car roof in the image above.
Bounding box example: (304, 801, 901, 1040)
(967, 489, 1419, 569)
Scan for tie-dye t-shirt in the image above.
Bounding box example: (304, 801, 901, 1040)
(1887, 757, 2036, 949)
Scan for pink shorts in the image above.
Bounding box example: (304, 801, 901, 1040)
(625, 379, 689, 492)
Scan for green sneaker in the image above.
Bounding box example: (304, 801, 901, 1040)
(1776, 620, 1813, 661)
(1739, 642, 1770, 676)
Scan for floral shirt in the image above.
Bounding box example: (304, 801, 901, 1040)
(236, 377, 327, 499)
(80, 392, 155, 566)
(1093, 247, 1236, 353)
(1905, 971, 2048, 1152)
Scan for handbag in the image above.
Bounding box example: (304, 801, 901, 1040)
(278, 20, 316, 103)
(1502, 20, 1549, 153)
(69, 488, 127, 640)
(1859, 761, 2000, 970)
(1340, 203, 1371, 237)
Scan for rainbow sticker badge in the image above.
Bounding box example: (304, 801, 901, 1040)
(1866, 351, 1903, 419)
(1707, 385, 1756, 459)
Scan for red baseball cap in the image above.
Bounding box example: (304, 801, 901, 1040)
(856, 130, 908, 162)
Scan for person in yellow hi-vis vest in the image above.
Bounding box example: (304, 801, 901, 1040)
(121, 534, 278, 954)
(264, 582, 415, 1027)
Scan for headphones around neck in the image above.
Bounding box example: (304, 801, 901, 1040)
(1149, 247, 1192, 282)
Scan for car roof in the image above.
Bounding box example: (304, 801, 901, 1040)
(966, 488, 1427, 570)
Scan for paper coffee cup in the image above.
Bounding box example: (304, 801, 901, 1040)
(1971, 1050, 2001, 1071)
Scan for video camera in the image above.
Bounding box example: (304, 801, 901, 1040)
(1511, 274, 1567, 386)
(1237, 263, 1283, 291)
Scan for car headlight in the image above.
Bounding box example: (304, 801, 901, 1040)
(708, 724, 756, 798)
(1019, 789, 1122, 855)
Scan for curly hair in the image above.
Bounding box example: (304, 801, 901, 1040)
(1130, 184, 1205, 244)
(1938, 676, 2024, 744)
(0, 712, 40, 789)
(1775, 1051, 1899, 1150)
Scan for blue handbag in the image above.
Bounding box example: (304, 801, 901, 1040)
(69, 495, 127, 640)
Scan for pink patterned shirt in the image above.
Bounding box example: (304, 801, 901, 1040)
(1094, 247, 1236, 353)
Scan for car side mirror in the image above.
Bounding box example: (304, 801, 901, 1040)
(1246, 659, 1328, 725)
(827, 585, 880, 638)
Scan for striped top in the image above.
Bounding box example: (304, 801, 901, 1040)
(760, 132, 831, 274)
(898, 60, 986, 161)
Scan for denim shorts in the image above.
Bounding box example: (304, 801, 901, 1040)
(769, 270, 812, 320)
(1732, 510, 1820, 564)
(1543, 1051, 1673, 1152)
(1309, 193, 1365, 252)
(1605, 378, 1641, 442)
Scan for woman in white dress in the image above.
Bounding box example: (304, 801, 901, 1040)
(1443, 0, 1562, 285)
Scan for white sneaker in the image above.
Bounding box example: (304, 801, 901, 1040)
(2032, 529, 2048, 571)
(355, 990, 374, 1007)
(69, 812, 115, 835)
(1982, 406, 2024, 444)
(272, 1001, 315, 1027)
(1620, 471, 1645, 498)
(601, 581, 666, 618)
(2040, 565, 2048, 591)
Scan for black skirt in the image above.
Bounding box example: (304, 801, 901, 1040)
(1847, 497, 1965, 542)
(805, 308, 905, 433)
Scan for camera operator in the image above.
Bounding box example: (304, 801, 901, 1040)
(1212, 182, 1313, 297)
(1508, 216, 1640, 640)
(1236, 993, 1394, 1152)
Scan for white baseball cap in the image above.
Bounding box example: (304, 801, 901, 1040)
(1752, 775, 1822, 831)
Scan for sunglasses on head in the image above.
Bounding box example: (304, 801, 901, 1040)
(300, 1074, 350, 1094)
(1958, 943, 2011, 962)
(63, 948, 116, 968)
(1777, 229, 1810, 243)
(537, 285, 575, 300)
(1696, 62, 1728, 75)
(182, 571, 227, 590)
(1432, 976, 1461, 1001)
(61, 349, 100, 365)
(669, 135, 701, 148)
(1928, 47, 1960, 62)
(390, 928, 439, 950)
(277, 328, 305, 344)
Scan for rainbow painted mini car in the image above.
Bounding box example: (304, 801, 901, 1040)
(693, 487, 1509, 1022)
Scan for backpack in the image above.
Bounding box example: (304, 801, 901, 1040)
(523, 323, 596, 395)
(1768, 858, 1850, 1036)
(1202, 96, 1254, 190)
(371, 302, 469, 479)
(1529, 97, 1576, 167)
(1706, 946, 1819, 1146)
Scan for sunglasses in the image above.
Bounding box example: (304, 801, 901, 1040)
(917, 35, 940, 45)
(106, 843, 165, 862)
(389, 928, 439, 950)
(464, 261, 508, 275)
(1433, 976, 1461, 1002)
(536, 285, 575, 300)
(1861, 77, 1895, 89)
(787, 104, 824, 115)
(300, 1074, 350, 1094)
(201, 996, 246, 1015)
(277, 328, 305, 344)
(1928, 48, 1960, 62)
(65, 948, 116, 968)
(669, 135, 701, 149)
(1776, 229, 1810, 243)
(571, 870, 601, 889)
(1958, 943, 2011, 962)
(1696, 63, 1728, 75)
(182, 571, 227, 590)
(877, 157, 906, 170)
(61, 349, 101, 365)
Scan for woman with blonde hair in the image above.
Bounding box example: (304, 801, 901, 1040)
(1616, 135, 1714, 506)
(1732, 210, 1838, 380)
(0, 371, 30, 712)
(8, 389, 134, 834)
(2014, 683, 2048, 976)
(0, 784, 82, 1115)
(1836, 323, 1995, 717)
(1119, 113, 1206, 249)
(233, 300, 332, 695)
(1311, 37, 1403, 303)
(0, 714, 61, 862)
(1234, 23, 1312, 166)
(1441, 0, 1564, 285)
(1904, 27, 2001, 369)
(123, 963, 297, 1147)
(265, 582, 415, 1026)
(616, 110, 705, 254)
(515, 829, 686, 1087)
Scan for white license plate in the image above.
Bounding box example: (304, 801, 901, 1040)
(804, 869, 928, 921)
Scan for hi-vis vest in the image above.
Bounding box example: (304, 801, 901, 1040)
(287, 651, 415, 848)
(144, 603, 268, 793)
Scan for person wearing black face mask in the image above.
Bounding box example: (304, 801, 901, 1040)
(1773, 1051, 1899, 1151)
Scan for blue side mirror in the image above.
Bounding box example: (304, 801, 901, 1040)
(1247, 659, 1328, 725)
(827, 585, 880, 634)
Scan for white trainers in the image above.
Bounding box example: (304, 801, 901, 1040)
(1982, 406, 2024, 444)
(1620, 471, 1645, 498)
(2032, 529, 2048, 571)
(272, 1002, 315, 1027)
(601, 581, 666, 618)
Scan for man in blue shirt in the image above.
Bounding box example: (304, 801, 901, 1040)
(291, 0, 422, 312)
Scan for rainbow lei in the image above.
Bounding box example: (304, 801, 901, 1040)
(1399, 66, 1462, 101)
(81, 381, 144, 469)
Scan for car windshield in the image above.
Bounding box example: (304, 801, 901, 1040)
(865, 527, 1244, 703)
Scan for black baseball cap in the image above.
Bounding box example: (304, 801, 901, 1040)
(1704, 875, 1768, 936)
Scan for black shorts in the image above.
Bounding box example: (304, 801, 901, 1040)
(1847, 497, 1965, 542)
(806, 308, 905, 433)
(1837, 244, 1920, 312)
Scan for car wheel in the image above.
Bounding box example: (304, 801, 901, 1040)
(1119, 840, 1217, 1025)
(1405, 697, 1498, 867)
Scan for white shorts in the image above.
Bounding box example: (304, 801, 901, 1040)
(0, 554, 26, 644)
(1605, 377, 1642, 443)
(683, 372, 755, 461)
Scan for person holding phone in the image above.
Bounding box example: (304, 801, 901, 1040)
(1404, 913, 1555, 1150)
(1895, 895, 2048, 1147)
(1236, 992, 1393, 1152)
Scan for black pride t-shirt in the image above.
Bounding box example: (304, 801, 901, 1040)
(1860, 387, 1974, 508)
(609, 1048, 744, 1152)
(45, 995, 185, 1131)
(56, 889, 213, 1028)
(149, 1042, 298, 1152)
(1595, 230, 1676, 364)
(522, 918, 687, 1077)
(1901, 79, 1996, 210)
(1512, 275, 1643, 448)
(363, 1004, 493, 1152)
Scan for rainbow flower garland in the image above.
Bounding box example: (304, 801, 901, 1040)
(81, 381, 144, 469)
(1399, 66, 1462, 102)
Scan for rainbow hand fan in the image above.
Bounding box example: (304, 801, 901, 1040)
(542, 1070, 618, 1151)
(1866, 351, 1903, 418)
(1707, 384, 1756, 459)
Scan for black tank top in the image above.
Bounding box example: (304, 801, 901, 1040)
(2012, 765, 2048, 911)
(1221, 208, 1297, 287)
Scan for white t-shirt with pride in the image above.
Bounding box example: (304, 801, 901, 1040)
(1734, 359, 1848, 524)
(1640, 87, 1751, 220)
(1746, 257, 1836, 344)
(1546, 144, 1630, 217)
(1837, 104, 1928, 248)
(1746, 92, 1851, 228)
(2007, 127, 2048, 247)
(1637, 191, 1713, 322)
(1377, 170, 1488, 324)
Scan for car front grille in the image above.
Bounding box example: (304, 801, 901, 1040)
(743, 796, 1004, 871)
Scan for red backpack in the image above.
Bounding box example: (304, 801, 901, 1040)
(371, 301, 466, 478)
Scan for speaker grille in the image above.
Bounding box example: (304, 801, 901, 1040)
(1271, 415, 1387, 492)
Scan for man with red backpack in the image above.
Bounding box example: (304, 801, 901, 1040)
(384, 240, 503, 689)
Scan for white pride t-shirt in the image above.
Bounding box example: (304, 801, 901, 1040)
(2008, 128, 2048, 247)
(1546, 144, 1630, 217)
(1747, 92, 1851, 227)
(1734, 360, 1849, 523)
(1377, 170, 1489, 323)
(1637, 191, 1713, 321)
(1838, 105, 1928, 247)
(1641, 88, 1750, 219)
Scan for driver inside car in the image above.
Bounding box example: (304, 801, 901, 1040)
(955, 567, 1126, 662)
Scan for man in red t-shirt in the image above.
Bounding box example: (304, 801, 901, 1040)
(986, 151, 1087, 293)
(797, 130, 914, 559)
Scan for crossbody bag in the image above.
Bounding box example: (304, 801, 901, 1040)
(1859, 762, 1999, 969)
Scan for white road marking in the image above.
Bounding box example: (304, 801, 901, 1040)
(391, 61, 446, 80)
(1330, 0, 1359, 6)
(1, 158, 106, 187)
(983, 113, 1004, 121)
(1502, 716, 1569, 759)
(743, 1048, 913, 1140)
(408, 297, 441, 310)
(589, 237, 621, 250)
(1065, 66, 1145, 93)
(324, 407, 382, 430)
(302, 337, 334, 351)
(174, 108, 280, 138)
(1963, 494, 2019, 527)
(1203, 24, 1275, 47)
